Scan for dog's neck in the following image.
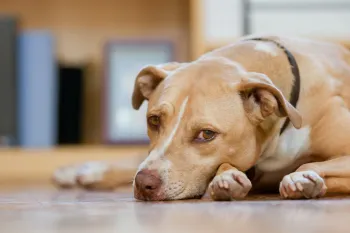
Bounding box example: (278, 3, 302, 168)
(242, 38, 302, 172)
(247, 38, 301, 135)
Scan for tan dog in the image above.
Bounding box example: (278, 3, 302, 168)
(53, 34, 350, 201)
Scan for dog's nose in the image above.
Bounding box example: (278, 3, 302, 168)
(134, 169, 162, 200)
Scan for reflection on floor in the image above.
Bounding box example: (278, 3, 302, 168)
(1, 186, 350, 233)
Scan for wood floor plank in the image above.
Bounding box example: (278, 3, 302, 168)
(0, 188, 350, 233)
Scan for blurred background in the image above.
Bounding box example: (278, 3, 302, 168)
(0, 0, 349, 186)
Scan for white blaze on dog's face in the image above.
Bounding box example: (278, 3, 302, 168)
(132, 57, 301, 201)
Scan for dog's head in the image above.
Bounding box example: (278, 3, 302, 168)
(132, 56, 301, 201)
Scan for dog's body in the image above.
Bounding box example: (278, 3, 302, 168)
(54, 35, 350, 201)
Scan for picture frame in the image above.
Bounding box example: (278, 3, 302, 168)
(103, 38, 176, 144)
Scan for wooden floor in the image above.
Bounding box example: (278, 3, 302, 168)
(0, 187, 350, 233)
(1, 146, 350, 232)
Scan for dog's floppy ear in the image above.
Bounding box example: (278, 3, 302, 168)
(132, 62, 183, 110)
(239, 73, 302, 129)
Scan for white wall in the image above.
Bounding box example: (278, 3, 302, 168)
(203, 0, 350, 42)
(203, 0, 242, 42)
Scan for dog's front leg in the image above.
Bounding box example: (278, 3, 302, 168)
(279, 156, 350, 199)
(208, 163, 252, 201)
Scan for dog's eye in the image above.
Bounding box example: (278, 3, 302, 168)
(195, 130, 217, 142)
(148, 115, 161, 129)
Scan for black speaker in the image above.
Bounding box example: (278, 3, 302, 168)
(57, 65, 85, 144)
(0, 16, 18, 146)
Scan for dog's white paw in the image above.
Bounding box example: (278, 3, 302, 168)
(279, 171, 327, 199)
(208, 170, 252, 201)
(52, 162, 112, 189)
(75, 162, 110, 186)
(52, 165, 80, 188)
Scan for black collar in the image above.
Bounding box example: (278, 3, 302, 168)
(247, 37, 301, 135)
